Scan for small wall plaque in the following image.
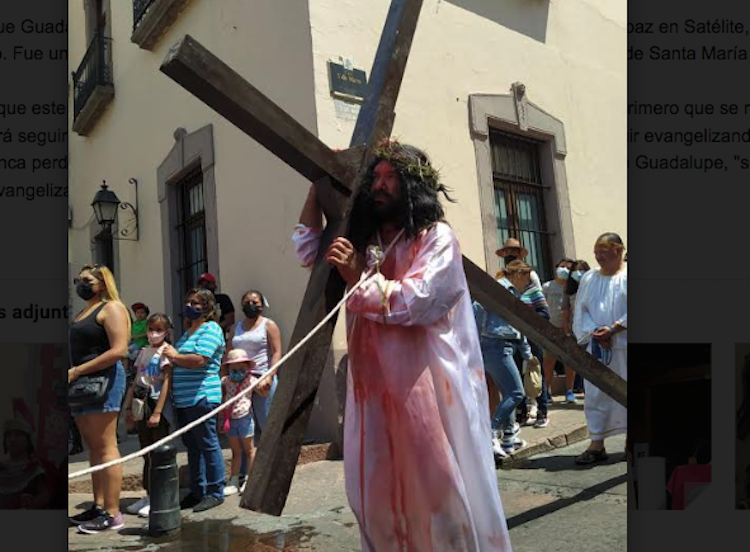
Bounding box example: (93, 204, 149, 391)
(328, 61, 367, 102)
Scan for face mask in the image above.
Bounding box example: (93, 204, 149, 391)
(76, 281, 96, 300)
(184, 304, 203, 320)
(556, 267, 570, 280)
(571, 270, 585, 282)
(147, 331, 167, 346)
(503, 255, 517, 266)
(243, 304, 263, 318)
(230, 369, 247, 383)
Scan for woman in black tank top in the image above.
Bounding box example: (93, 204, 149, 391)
(67, 265, 131, 534)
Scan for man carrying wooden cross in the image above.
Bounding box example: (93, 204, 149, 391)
(292, 139, 512, 551)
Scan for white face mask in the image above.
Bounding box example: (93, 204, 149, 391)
(556, 267, 570, 280)
(571, 270, 585, 282)
(147, 331, 167, 346)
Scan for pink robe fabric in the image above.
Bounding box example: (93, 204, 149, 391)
(293, 222, 511, 551)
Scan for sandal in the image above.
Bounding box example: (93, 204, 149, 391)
(575, 449, 608, 465)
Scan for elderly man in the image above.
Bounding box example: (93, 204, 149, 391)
(573, 232, 627, 464)
(293, 139, 512, 551)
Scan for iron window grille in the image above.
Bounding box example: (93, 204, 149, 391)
(175, 165, 208, 311)
(490, 129, 553, 282)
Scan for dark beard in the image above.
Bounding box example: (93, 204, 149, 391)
(370, 192, 406, 224)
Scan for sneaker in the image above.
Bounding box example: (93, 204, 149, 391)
(193, 496, 224, 513)
(240, 479, 247, 493)
(126, 496, 149, 515)
(534, 417, 549, 428)
(69, 504, 105, 526)
(492, 436, 508, 458)
(137, 504, 150, 518)
(224, 475, 240, 496)
(502, 436, 527, 453)
(180, 494, 201, 510)
(565, 390, 578, 404)
(528, 404, 538, 420)
(78, 511, 124, 534)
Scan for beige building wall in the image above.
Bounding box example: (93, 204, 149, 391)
(310, 0, 626, 263)
(310, 0, 626, 371)
(68, 0, 318, 338)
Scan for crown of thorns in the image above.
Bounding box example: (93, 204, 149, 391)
(373, 139, 441, 189)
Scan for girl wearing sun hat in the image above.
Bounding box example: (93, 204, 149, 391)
(220, 349, 258, 496)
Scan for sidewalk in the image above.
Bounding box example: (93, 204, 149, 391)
(500, 394, 589, 466)
(69, 408, 621, 552)
(69, 394, 588, 492)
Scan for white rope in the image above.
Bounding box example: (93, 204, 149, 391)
(69, 231, 404, 480)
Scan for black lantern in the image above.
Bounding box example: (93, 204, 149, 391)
(91, 179, 139, 240)
(91, 181, 120, 227)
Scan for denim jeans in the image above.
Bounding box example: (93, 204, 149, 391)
(479, 338, 525, 434)
(240, 374, 278, 478)
(176, 397, 225, 500)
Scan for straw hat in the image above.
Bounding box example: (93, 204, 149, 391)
(495, 238, 528, 258)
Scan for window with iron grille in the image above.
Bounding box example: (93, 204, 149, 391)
(490, 129, 552, 281)
(175, 165, 208, 304)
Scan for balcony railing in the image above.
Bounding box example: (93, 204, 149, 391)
(72, 34, 113, 120)
(71, 34, 114, 135)
(131, 0, 190, 50)
(133, 0, 157, 31)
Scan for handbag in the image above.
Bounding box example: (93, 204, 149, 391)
(68, 367, 115, 407)
(523, 357, 542, 400)
(68, 351, 115, 408)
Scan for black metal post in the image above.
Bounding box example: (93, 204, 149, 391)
(148, 443, 181, 537)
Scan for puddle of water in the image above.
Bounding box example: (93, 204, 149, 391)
(139, 519, 319, 552)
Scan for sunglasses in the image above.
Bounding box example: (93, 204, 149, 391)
(73, 277, 97, 286)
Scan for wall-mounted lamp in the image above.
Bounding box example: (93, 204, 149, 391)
(91, 179, 139, 240)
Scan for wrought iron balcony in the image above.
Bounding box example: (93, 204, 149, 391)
(133, 0, 157, 31)
(132, 0, 191, 50)
(71, 34, 114, 136)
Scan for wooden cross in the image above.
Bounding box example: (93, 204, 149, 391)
(161, 0, 626, 516)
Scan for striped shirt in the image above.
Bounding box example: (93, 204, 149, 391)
(521, 284, 550, 320)
(171, 321, 225, 408)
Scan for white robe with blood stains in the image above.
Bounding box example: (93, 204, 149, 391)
(292, 222, 511, 551)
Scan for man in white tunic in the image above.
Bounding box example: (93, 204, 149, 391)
(292, 140, 512, 551)
(573, 233, 627, 464)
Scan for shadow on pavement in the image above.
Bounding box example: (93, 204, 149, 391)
(506, 473, 628, 529)
(515, 451, 627, 473)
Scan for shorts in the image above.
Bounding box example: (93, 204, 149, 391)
(70, 362, 127, 418)
(228, 414, 254, 439)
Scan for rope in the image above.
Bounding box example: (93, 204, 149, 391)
(69, 231, 404, 480)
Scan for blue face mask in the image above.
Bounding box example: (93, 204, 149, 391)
(184, 304, 203, 320)
(556, 267, 570, 280)
(571, 270, 585, 282)
(230, 369, 247, 383)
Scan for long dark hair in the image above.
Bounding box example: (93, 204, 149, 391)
(349, 143, 456, 252)
(566, 260, 591, 295)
